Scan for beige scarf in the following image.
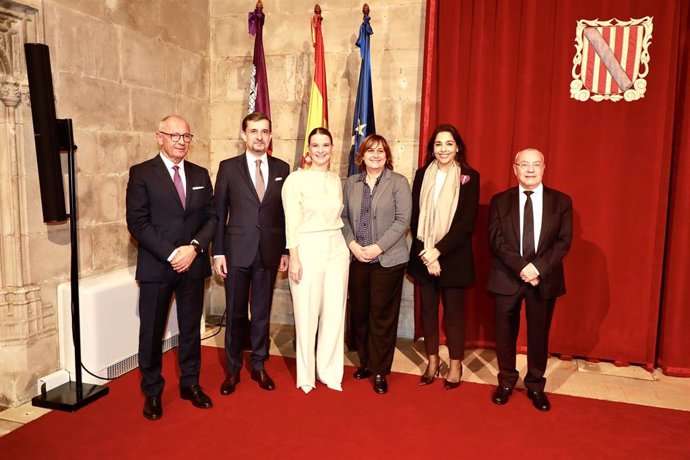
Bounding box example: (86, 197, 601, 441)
(417, 160, 461, 250)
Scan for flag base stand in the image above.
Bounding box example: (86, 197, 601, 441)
(32, 381, 109, 412)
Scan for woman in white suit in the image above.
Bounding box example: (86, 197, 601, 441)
(282, 127, 349, 394)
(342, 134, 412, 394)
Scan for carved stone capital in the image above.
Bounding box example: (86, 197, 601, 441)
(1, 81, 21, 107)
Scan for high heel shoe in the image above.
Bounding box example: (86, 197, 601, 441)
(443, 366, 462, 391)
(443, 379, 461, 390)
(419, 363, 441, 386)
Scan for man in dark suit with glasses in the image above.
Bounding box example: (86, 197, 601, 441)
(126, 114, 217, 420)
(488, 148, 572, 412)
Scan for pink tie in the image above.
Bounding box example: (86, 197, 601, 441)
(173, 165, 186, 209)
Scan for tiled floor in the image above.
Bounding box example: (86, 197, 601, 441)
(208, 323, 690, 410)
(2, 323, 689, 438)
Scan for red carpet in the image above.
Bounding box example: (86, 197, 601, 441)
(1, 346, 688, 459)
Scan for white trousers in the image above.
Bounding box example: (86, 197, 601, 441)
(289, 230, 349, 391)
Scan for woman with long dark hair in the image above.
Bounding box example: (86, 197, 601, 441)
(407, 124, 479, 390)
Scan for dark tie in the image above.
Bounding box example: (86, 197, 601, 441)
(523, 191, 535, 261)
(172, 165, 185, 209)
(255, 159, 265, 201)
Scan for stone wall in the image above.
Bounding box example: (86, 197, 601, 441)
(208, 0, 426, 335)
(0, 0, 210, 407)
(0, 0, 425, 407)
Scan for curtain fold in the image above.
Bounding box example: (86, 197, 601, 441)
(417, 0, 689, 374)
(658, 0, 690, 377)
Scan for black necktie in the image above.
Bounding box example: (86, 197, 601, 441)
(523, 191, 535, 261)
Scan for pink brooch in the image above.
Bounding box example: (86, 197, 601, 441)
(460, 174, 470, 185)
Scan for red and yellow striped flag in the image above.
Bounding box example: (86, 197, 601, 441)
(302, 6, 328, 167)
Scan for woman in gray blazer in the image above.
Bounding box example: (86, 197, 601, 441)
(342, 134, 412, 394)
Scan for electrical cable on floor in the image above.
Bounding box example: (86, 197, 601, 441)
(202, 310, 227, 342)
(75, 310, 227, 381)
(70, 300, 116, 381)
(81, 364, 116, 381)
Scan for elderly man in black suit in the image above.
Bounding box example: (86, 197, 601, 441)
(213, 112, 290, 395)
(488, 148, 572, 412)
(126, 114, 218, 420)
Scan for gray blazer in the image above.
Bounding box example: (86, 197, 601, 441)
(342, 169, 412, 267)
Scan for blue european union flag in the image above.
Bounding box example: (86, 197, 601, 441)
(347, 16, 376, 176)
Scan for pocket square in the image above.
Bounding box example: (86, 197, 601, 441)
(192, 186, 205, 190)
(275, 177, 283, 181)
(460, 174, 470, 185)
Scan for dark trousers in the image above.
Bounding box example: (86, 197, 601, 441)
(419, 281, 465, 359)
(224, 252, 277, 375)
(349, 261, 406, 375)
(494, 284, 556, 392)
(138, 275, 205, 396)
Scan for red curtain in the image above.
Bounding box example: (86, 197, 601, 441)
(658, 0, 690, 377)
(417, 0, 690, 373)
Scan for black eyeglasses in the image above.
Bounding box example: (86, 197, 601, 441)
(159, 132, 194, 143)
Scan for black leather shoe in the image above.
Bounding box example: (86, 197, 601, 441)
(353, 367, 373, 380)
(373, 375, 388, 394)
(143, 395, 162, 420)
(251, 369, 276, 391)
(180, 385, 213, 409)
(527, 390, 551, 412)
(220, 373, 240, 395)
(492, 386, 513, 405)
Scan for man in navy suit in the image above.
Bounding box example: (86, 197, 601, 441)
(213, 112, 290, 394)
(488, 148, 572, 412)
(126, 115, 218, 420)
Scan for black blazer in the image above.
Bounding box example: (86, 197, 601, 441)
(407, 165, 480, 287)
(487, 185, 573, 299)
(126, 155, 217, 282)
(212, 153, 290, 268)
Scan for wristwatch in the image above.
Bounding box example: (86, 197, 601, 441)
(191, 241, 201, 254)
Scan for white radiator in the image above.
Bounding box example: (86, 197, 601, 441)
(57, 266, 182, 385)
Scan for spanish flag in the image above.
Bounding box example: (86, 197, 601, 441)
(302, 7, 328, 167)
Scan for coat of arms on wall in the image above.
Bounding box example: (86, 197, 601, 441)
(570, 16, 653, 102)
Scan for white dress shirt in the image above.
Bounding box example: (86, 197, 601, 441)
(246, 151, 269, 188)
(159, 153, 197, 261)
(159, 153, 186, 194)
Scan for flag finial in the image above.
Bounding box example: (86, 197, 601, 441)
(363, 3, 370, 17)
(256, 0, 263, 11)
(314, 4, 322, 18)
